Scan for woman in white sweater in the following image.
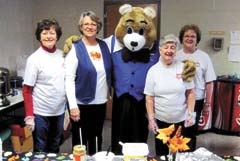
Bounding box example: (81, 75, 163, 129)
(22, 18, 66, 153)
(144, 34, 196, 155)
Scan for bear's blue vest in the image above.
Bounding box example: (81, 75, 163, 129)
(110, 36, 159, 100)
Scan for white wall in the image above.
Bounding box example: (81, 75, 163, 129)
(32, 0, 104, 49)
(0, 0, 33, 75)
(0, 0, 240, 76)
(161, 0, 240, 75)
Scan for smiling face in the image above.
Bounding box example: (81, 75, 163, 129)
(35, 19, 62, 48)
(80, 16, 98, 38)
(182, 29, 197, 52)
(40, 26, 57, 49)
(160, 42, 177, 65)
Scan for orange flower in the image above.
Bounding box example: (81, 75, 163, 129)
(156, 124, 175, 144)
(169, 135, 190, 153)
(156, 124, 191, 153)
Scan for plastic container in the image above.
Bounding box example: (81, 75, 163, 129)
(120, 142, 149, 161)
(73, 145, 86, 161)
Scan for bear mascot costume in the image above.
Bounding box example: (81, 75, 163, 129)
(104, 4, 160, 154)
(63, 4, 196, 155)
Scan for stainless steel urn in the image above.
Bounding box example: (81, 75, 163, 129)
(0, 67, 10, 106)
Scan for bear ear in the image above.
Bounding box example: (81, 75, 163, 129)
(119, 4, 133, 15)
(143, 7, 156, 19)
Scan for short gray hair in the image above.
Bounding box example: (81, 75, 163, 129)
(159, 34, 179, 48)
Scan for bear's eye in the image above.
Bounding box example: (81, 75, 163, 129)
(139, 28, 145, 35)
(126, 26, 133, 34)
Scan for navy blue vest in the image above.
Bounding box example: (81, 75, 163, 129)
(74, 39, 112, 104)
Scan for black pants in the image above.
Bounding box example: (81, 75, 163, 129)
(111, 93, 149, 155)
(194, 99, 204, 134)
(71, 104, 106, 155)
(155, 120, 196, 156)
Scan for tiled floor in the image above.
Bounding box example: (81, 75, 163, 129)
(60, 120, 240, 156)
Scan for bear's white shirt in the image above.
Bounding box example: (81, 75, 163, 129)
(104, 35, 123, 53)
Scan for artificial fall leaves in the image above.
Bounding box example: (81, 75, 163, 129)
(156, 124, 191, 153)
(90, 51, 101, 60)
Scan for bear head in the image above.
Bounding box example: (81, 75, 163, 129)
(115, 4, 157, 52)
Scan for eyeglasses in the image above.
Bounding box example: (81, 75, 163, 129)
(184, 35, 196, 39)
(83, 23, 97, 27)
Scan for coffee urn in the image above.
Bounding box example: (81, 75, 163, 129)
(0, 67, 10, 106)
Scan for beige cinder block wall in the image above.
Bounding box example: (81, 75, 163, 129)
(0, 0, 240, 76)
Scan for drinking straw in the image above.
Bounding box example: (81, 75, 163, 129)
(95, 136, 98, 152)
(79, 128, 82, 145)
(106, 145, 111, 156)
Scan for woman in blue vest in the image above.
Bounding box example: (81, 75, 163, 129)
(64, 11, 112, 155)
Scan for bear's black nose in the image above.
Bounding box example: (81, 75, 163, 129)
(130, 41, 138, 47)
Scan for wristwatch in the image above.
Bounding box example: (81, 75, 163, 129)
(204, 102, 211, 106)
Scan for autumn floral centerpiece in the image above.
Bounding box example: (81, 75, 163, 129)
(156, 124, 191, 160)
